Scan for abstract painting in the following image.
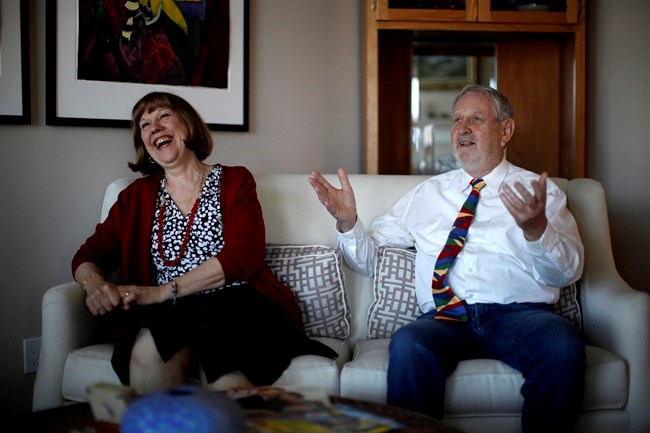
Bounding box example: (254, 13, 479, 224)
(46, 0, 248, 130)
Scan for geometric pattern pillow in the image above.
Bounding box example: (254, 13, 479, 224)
(265, 244, 350, 339)
(553, 281, 582, 330)
(367, 246, 582, 340)
(367, 246, 420, 339)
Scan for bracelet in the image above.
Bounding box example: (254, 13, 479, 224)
(81, 273, 101, 293)
(171, 281, 178, 307)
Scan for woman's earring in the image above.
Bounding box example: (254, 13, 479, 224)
(149, 156, 156, 164)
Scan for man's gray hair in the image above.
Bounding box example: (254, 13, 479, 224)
(454, 85, 514, 121)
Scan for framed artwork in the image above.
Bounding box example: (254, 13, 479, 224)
(0, 0, 31, 124)
(46, 0, 248, 131)
(414, 55, 477, 91)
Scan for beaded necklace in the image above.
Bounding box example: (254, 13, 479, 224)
(157, 166, 205, 267)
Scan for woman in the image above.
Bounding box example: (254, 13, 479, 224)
(73, 92, 337, 395)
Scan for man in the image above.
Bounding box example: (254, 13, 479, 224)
(308, 85, 585, 432)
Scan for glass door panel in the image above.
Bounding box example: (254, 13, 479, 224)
(490, 0, 566, 12)
(411, 42, 495, 175)
(479, 0, 578, 23)
(377, 0, 478, 21)
(388, 0, 467, 9)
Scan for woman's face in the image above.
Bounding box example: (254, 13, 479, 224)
(139, 106, 191, 169)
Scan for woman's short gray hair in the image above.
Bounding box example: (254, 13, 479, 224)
(454, 85, 514, 121)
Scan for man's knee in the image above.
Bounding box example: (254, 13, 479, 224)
(389, 320, 437, 357)
(538, 319, 584, 369)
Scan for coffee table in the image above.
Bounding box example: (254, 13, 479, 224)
(26, 397, 461, 433)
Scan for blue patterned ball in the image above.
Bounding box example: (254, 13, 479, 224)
(121, 386, 245, 433)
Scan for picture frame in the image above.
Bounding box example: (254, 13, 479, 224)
(414, 55, 477, 91)
(46, 0, 248, 131)
(0, 0, 31, 124)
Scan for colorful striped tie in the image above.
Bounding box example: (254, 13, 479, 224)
(432, 178, 486, 322)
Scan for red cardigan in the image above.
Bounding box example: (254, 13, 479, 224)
(72, 165, 304, 330)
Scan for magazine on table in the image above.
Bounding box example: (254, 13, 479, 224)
(226, 385, 402, 433)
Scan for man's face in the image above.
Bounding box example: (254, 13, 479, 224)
(451, 92, 513, 178)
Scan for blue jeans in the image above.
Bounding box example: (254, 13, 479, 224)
(387, 303, 585, 433)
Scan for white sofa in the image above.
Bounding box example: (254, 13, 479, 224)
(33, 174, 650, 433)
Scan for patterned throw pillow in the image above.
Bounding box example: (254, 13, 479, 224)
(553, 282, 582, 329)
(265, 244, 350, 339)
(368, 247, 420, 339)
(367, 246, 582, 340)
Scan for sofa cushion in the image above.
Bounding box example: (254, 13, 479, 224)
(340, 342, 628, 414)
(63, 339, 352, 402)
(368, 246, 582, 339)
(340, 339, 391, 403)
(265, 244, 351, 339)
(273, 337, 351, 396)
(62, 344, 120, 402)
(582, 346, 628, 411)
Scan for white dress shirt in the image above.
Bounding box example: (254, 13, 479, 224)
(338, 159, 584, 313)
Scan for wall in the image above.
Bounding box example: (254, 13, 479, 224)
(0, 0, 647, 416)
(587, 0, 650, 293)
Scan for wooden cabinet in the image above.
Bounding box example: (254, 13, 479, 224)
(363, 0, 586, 178)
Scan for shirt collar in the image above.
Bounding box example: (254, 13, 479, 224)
(453, 158, 510, 194)
(482, 158, 509, 192)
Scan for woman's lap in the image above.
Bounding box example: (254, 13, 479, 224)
(113, 284, 317, 385)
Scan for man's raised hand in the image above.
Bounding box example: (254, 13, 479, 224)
(308, 168, 358, 232)
(500, 172, 549, 241)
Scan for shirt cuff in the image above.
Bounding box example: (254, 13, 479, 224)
(337, 216, 363, 236)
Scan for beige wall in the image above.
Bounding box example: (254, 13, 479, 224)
(0, 0, 647, 415)
(587, 0, 650, 295)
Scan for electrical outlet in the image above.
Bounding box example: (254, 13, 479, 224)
(23, 337, 41, 374)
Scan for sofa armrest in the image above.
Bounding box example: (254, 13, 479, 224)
(33, 282, 99, 411)
(567, 178, 650, 432)
(580, 269, 650, 433)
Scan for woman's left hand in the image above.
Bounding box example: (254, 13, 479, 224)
(117, 284, 168, 309)
(117, 285, 154, 309)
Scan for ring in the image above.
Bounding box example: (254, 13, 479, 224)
(125, 291, 129, 298)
